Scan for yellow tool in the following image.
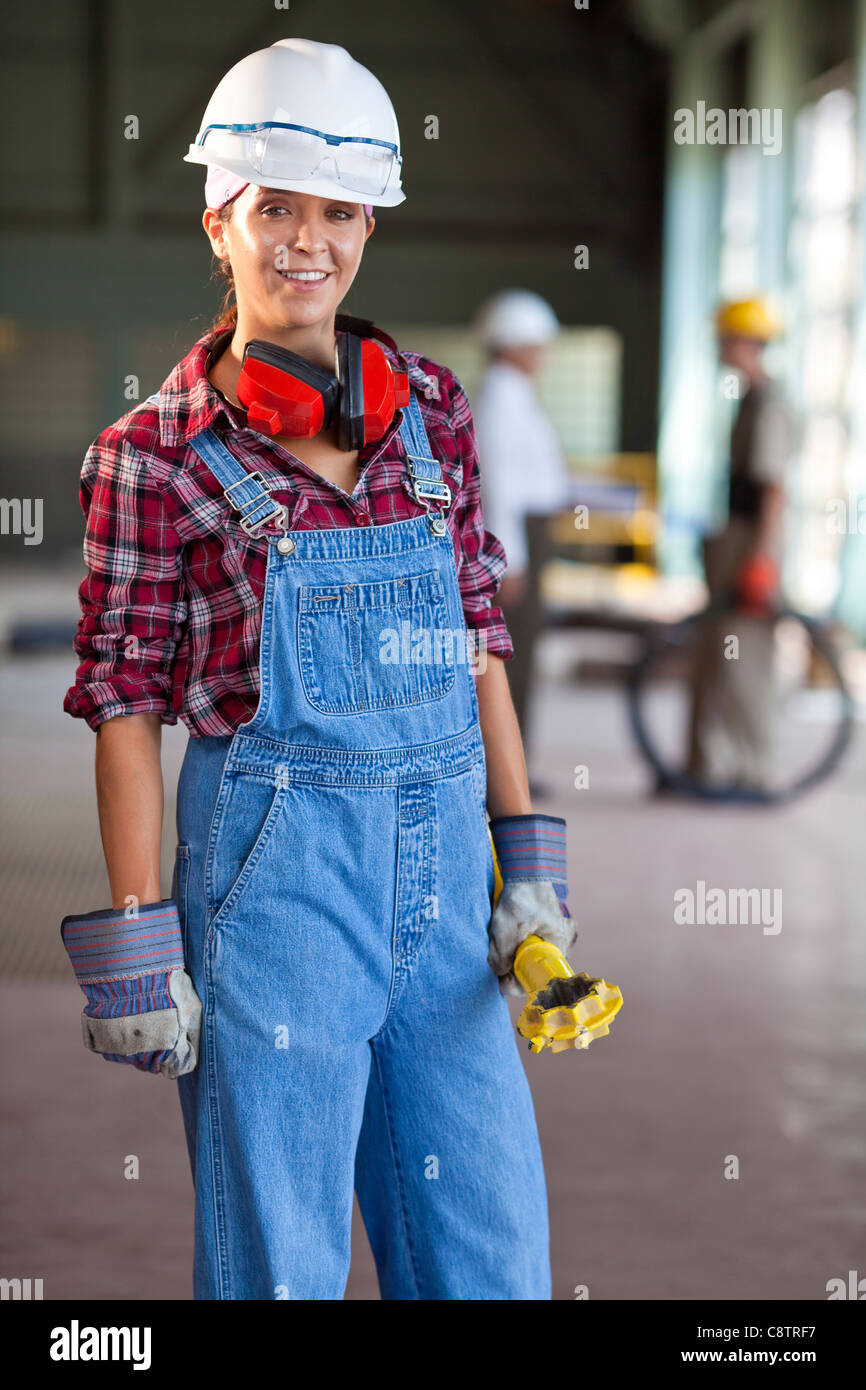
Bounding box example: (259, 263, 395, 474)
(489, 828, 623, 1054)
(513, 935, 623, 1053)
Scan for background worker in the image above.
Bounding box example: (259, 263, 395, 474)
(686, 296, 797, 790)
(472, 290, 572, 741)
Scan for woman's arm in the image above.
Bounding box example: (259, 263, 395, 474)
(94, 713, 165, 909)
(475, 654, 533, 818)
(63, 430, 189, 909)
(62, 710, 201, 1080)
(438, 372, 530, 817)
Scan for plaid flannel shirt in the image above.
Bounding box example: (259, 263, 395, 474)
(63, 322, 513, 737)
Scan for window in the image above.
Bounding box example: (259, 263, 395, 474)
(385, 323, 623, 459)
(788, 86, 861, 616)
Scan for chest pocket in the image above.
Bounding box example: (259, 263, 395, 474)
(298, 568, 456, 715)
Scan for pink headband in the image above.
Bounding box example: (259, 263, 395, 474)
(205, 166, 249, 210)
(205, 166, 373, 217)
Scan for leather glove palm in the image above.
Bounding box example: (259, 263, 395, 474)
(487, 813, 576, 996)
(61, 899, 201, 1078)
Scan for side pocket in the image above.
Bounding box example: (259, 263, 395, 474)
(469, 759, 495, 912)
(172, 843, 191, 959)
(206, 772, 286, 928)
(472, 756, 488, 814)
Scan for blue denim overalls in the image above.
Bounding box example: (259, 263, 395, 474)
(169, 390, 551, 1300)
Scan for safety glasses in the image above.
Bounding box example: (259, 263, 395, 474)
(195, 121, 399, 197)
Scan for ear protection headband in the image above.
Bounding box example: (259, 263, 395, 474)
(236, 323, 410, 451)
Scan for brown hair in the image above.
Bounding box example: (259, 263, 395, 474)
(208, 198, 238, 335)
(207, 198, 371, 335)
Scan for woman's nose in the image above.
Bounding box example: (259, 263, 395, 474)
(289, 220, 328, 253)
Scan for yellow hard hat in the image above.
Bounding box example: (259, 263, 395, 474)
(715, 297, 782, 341)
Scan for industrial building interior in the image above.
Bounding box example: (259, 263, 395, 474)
(0, 0, 864, 1302)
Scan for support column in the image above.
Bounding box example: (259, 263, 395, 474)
(837, 0, 866, 636)
(656, 37, 726, 576)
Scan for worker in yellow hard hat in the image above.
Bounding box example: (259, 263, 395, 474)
(686, 296, 797, 789)
(714, 297, 782, 343)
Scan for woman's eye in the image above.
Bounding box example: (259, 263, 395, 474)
(261, 206, 351, 220)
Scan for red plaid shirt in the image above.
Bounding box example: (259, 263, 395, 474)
(63, 322, 513, 737)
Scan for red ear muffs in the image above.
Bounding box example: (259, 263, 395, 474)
(236, 341, 339, 437)
(236, 333, 410, 449)
(335, 334, 410, 451)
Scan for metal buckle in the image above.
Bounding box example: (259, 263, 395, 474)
(411, 477, 452, 510)
(223, 469, 270, 503)
(240, 500, 289, 538)
(225, 469, 272, 508)
(408, 482, 450, 536)
(222, 471, 286, 537)
(406, 454, 452, 512)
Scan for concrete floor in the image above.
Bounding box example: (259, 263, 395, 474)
(1, 624, 864, 1301)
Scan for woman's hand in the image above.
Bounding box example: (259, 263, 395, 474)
(487, 815, 576, 995)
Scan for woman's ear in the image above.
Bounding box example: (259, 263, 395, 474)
(202, 207, 230, 262)
(364, 215, 376, 243)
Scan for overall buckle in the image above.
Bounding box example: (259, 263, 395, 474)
(407, 454, 451, 511)
(411, 477, 452, 508)
(408, 477, 451, 536)
(223, 471, 288, 537)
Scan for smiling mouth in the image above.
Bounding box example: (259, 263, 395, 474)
(277, 269, 331, 283)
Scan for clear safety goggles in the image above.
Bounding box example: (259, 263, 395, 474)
(195, 121, 399, 197)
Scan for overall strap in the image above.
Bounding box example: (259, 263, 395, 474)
(397, 390, 452, 515)
(149, 388, 449, 538)
(147, 391, 285, 538)
(187, 427, 289, 538)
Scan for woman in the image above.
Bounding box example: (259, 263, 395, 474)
(61, 37, 575, 1301)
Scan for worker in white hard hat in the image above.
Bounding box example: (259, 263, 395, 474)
(685, 296, 797, 790)
(62, 37, 564, 1301)
(472, 290, 572, 738)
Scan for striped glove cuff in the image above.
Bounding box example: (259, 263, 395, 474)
(489, 814, 570, 918)
(60, 899, 185, 985)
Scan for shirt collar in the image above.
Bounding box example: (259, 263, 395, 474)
(155, 328, 243, 448)
(155, 320, 433, 449)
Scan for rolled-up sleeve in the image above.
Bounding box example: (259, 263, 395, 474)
(448, 378, 514, 662)
(62, 432, 188, 730)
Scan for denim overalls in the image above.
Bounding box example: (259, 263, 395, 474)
(169, 390, 551, 1300)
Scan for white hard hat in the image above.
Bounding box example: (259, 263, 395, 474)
(184, 38, 405, 207)
(475, 291, 559, 350)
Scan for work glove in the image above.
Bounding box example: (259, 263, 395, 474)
(736, 552, 779, 615)
(487, 814, 576, 996)
(60, 899, 201, 1078)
